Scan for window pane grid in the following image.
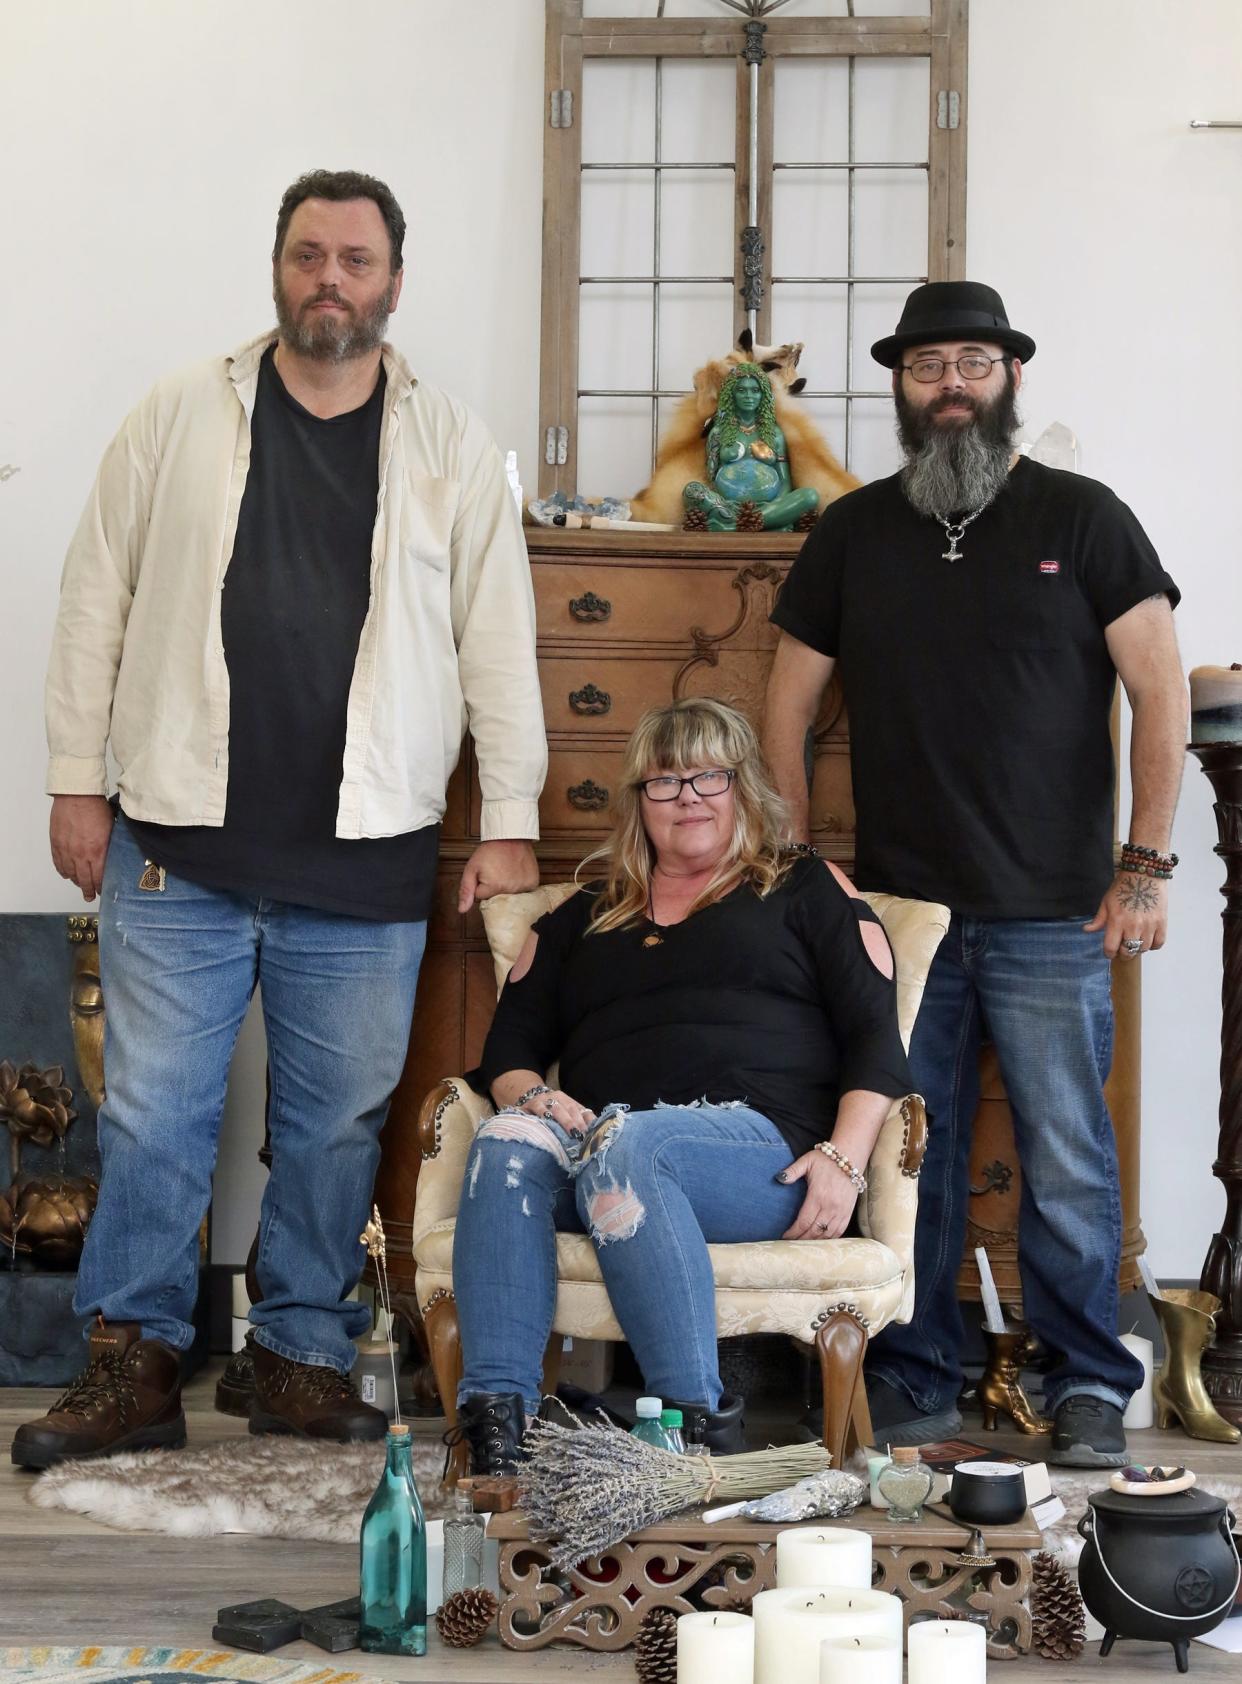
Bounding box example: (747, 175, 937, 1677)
(577, 51, 933, 484)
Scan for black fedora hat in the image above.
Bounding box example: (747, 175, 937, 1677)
(871, 281, 1035, 369)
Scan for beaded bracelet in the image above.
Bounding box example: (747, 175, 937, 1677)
(1120, 843, 1178, 880)
(815, 1139, 867, 1195)
(516, 1083, 552, 1108)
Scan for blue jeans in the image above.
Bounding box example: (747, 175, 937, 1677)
(867, 914, 1143, 1415)
(452, 1102, 806, 1413)
(74, 817, 426, 1371)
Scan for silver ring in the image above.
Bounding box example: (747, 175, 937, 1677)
(1121, 937, 1144, 956)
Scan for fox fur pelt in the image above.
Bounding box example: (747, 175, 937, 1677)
(629, 330, 861, 526)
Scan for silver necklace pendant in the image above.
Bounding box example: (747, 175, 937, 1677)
(937, 505, 985, 563)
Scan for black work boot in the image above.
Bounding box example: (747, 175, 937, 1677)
(667, 1392, 746, 1455)
(214, 1346, 256, 1417)
(454, 1391, 526, 1474)
(11, 1320, 186, 1470)
(1049, 1395, 1128, 1467)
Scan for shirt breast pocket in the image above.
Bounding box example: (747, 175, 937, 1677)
(399, 472, 459, 573)
(985, 557, 1069, 651)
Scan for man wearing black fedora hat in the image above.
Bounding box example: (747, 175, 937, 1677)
(763, 281, 1187, 1466)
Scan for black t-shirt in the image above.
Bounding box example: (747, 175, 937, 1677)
(473, 856, 913, 1159)
(125, 348, 439, 921)
(771, 458, 1180, 918)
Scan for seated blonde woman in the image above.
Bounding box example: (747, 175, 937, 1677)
(452, 699, 911, 1474)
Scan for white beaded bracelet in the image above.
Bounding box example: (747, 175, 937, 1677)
(815, 1139, 867, 1194)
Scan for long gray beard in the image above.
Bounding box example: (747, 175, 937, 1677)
(900, 423, 1014, 521)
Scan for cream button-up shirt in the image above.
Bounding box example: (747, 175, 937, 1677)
(45, 332, 546, 841)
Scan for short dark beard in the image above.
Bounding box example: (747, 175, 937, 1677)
(895, 368, 1019, 520)
(273, 276, 396, 362)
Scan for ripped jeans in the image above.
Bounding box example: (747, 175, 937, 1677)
(452, 1101, 805, 1414)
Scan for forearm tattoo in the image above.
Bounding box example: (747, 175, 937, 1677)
(1115, 872, 1159, 913)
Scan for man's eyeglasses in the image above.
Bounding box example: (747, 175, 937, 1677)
(638, 769, 735, 802)
(900, 353, 1011, 383)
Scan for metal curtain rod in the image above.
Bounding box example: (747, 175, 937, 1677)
(1190, 120, 1242, 129)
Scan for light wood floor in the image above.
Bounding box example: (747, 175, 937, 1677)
(3, 1361, 1241, 1682)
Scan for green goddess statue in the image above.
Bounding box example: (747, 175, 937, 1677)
(683, 365, 820, 532)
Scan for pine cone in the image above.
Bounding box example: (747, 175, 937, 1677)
(635, 1606, 678, 1683)
(682, 507, 709, 531)
(794, 507, 819, 532)
(434, 1586, 498, 1648)
(735, 499, 765, 533)
(1031, 1550, 1086, 1660)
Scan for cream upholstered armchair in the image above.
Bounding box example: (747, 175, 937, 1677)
(412, 884, 948, 1470)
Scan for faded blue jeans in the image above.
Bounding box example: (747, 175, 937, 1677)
(74, 817, 426, 1372)
(866, 914, 1144, 1415)
(453, 1102, 806, 1413)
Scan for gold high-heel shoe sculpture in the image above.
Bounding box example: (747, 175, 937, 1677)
(979, 1327, 1052, 1434)
(1150, 1288, 1242, 1443)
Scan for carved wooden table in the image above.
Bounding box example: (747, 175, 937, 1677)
(488, 1505, 1041, 1657)
(1189, 742, 1242, 1425)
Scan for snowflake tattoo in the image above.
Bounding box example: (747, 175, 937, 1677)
(1116, 873, 1159, 913)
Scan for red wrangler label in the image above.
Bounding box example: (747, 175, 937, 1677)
(1039, 560, 1061, 574)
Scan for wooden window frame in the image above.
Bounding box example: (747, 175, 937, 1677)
(538, 0, 968, 498)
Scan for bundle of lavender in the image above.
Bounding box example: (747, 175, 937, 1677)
(519, 1415, 832, 1567)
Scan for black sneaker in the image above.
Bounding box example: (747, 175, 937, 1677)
(1048, 1395, 1127, 1467)
(865, 1377, 963, 1447)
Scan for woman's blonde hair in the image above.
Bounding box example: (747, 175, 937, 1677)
(580, 698, 795, 933)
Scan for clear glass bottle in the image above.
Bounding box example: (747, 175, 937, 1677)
(359, 1423, 427, 1655)
(442, 1481, 486, 1600)
(876, 1444, 934, 1524)
(659, 1408, 687, 1454)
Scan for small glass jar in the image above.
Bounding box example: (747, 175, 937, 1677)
(876, 1445, 933, 1523)
(442, 1483, 487, 1599)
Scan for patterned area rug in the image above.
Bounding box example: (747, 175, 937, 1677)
(28, 1437, 451, 1541)
(0, 1649, 384, 1684)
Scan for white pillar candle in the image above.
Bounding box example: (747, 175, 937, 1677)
(907, 1619, 987, 1684)
(776, 1526, 873, 1589)
(676, 1611, 755, 1684)
(753, 1587, 903, 1684)
(820, 1634, 902, 1684)
(1121, 1332, 1154, 1429)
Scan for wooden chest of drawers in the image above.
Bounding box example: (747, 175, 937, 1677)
(375, 528, 1143, 1317)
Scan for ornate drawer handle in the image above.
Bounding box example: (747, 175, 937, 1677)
(968, 1160, 1014, 1198)
(569, 591, 611, 623)
(567, 778, 610, 812)
(569, 683, 612, 716)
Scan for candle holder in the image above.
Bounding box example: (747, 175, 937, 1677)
(1187, 742, 1242, 1426)
(978, 1326, 1052, 1433)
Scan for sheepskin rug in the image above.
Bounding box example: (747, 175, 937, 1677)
(29, 1435, 450, 1541)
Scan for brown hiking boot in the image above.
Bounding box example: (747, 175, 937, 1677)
(11, 1320, 185, 1470)
(248, 1335, 387, 1442)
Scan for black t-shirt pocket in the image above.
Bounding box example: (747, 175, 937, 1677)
(984, 553, 1070, 650)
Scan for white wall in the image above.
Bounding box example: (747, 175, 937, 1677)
(1, 0, 1238, 1273)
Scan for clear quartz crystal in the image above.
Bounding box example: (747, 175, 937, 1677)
(442, 1484, 486, 1599)
(876, 1447, 933, 1523)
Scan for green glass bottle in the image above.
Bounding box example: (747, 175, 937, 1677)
(359, 1423, 427, 1655)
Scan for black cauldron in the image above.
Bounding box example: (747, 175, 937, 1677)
(1077, 1488, 1240, 1672)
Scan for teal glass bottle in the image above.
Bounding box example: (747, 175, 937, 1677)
(359, 1424, 427, 1655)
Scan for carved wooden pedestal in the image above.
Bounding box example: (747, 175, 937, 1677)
(1189, 743, 1242, 1425)
(489, 1507, 1039, 1657)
